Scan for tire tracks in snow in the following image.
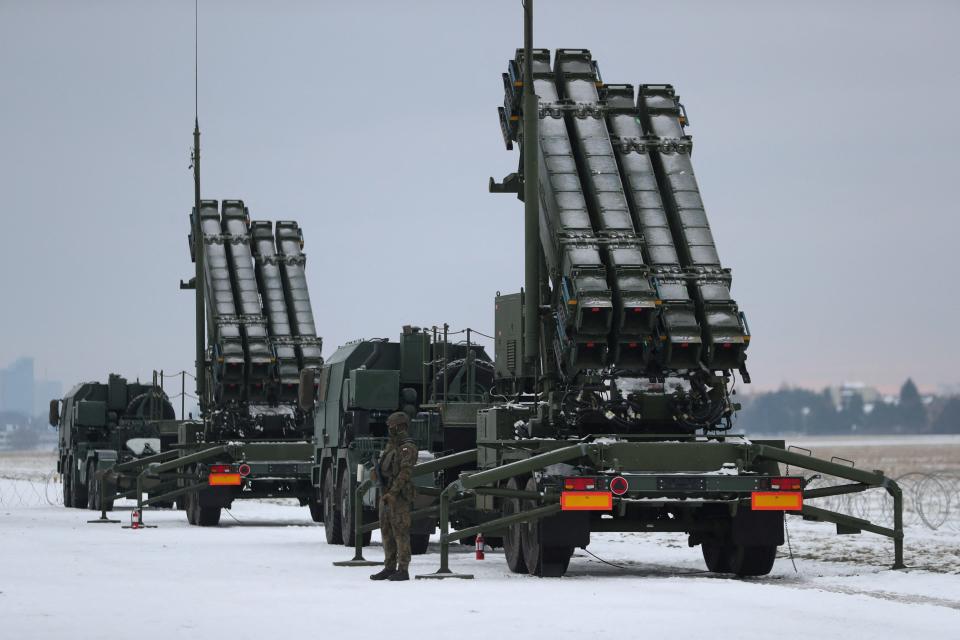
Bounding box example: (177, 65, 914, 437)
(571, 556, 960, 611)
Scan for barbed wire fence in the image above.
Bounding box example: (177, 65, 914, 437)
(1, 470, 958, 532)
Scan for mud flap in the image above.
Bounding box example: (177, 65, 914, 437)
(541, 511, 590, 547)
(732, 509, 784, 546)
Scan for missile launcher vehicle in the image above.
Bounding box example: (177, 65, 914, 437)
(74, 126, 328, 528)
(172, 199, 322, 526)
(385, 2, 904, 580)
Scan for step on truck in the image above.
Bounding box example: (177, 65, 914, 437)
(399, 7, 903, 579)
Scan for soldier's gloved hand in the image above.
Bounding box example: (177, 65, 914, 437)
(382, 493, 395, 507)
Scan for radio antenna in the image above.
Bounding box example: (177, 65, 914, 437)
(190, 0, 206, 412)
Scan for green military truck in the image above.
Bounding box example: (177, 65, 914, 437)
(52, 373, 179, 511)
(305, 325, 493, 553)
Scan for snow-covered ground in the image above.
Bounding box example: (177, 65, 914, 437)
(2, 446, 958, 639)
(0, 488, 956, 639)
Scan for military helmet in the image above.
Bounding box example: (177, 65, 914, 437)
(386, 411, 410, 428)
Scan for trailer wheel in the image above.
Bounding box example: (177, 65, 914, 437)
(410, 533, 430, 555)
(730, 544, 777, 577)
(701, 540, 733, 573)
(183, 468, 220, 526)
(195, 505, 221, 527)
(522, 478, 573, 577)
(323, 467, 343, 544)
(339, 467, 371, 547)
(502, 477, 527, 574)
(185, 489, 197, 525)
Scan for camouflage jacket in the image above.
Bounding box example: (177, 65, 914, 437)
(379, 435, 418, 502)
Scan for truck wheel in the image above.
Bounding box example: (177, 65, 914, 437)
(502, 477, 527, 574)
(70, 464, 87, 509)
(521, 478, 572, 577)
(308, 488, 323, 523)
(86, 462, 98, 510)
(701, 540, 733, 573)
(730, 545, 777, 577)
(323, 467, 343, 544)
(62, 465, 73, 508)
(410, 533, 430, 555)
(339, 468, 371, 547)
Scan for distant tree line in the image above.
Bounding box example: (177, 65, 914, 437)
(735, 379, 960, 435)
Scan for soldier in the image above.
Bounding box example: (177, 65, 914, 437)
(370, 411, 418, 582)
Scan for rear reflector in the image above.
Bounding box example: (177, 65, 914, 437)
(209, 473, 242, 487)
(751, 491, 802, 511)
(609, 476, 629, 496)
(561, 491, 612, 511)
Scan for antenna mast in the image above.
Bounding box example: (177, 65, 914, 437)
(191, 0, 206, 414)
(521, 0, 540, 373)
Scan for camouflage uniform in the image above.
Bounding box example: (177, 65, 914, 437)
(371, 412, 418, 581)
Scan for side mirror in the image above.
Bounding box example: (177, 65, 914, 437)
(298, 369, 316, 412)
(49, 399, 61, 427)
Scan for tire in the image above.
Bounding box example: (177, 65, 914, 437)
(730, 545, 777, 577)
(521, 478, 573, 577)
(87, 461, 97, 511)
(185, 489, 197, 525)
(195, 505, 221, 527)
(69, 462, 87, 509)
(503, 477, 527, 574)
(702, 540, 733, 573)
(308, 493, 323, 523)
(323, 466, 343, 544)
(339, 468, 371, 547)
(86, 462, 97, 510)
(410, 533, 430, 555)
(62, 463, 73, 508)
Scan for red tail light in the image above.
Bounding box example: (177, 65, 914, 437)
(591, 307, 600, 313)
(564, 477, 596, 491)
(238, 464, 251, 477)
(210, 464, 237, 474)
(770, 477, 802, 491)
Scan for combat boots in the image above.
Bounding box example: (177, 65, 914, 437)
(387, 568, 409, 581)
(369, 567, 396, 581)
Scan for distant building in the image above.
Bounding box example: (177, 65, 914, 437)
(828, 382, 880, 411)
(0, 357, 34, 417)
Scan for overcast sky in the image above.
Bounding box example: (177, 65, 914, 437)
(1, 0, 958, 395)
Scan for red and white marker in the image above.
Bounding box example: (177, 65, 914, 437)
(475, 533, 485, 560)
